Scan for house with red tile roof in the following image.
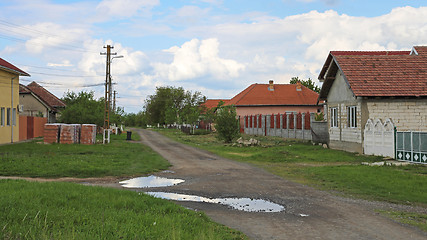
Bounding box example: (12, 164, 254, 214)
(202, 99, 229, 111)
(225, 80, 321, 128)
(19, 81, 66, 123)
(318, 46, 427, 156)
(0, 58, 30, 144)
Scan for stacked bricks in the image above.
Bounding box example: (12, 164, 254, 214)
(44, 124, 62, 143)
(80, 124, 97, 145)
(60, 124, 80, 144)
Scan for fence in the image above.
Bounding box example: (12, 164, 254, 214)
(364, 118, 395, 158)
(19, 115, 47, 141)
(396, 131, 427, 164)
(243, 112, 314, 141)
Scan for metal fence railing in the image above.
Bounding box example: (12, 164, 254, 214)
(396, 131, 427, 164)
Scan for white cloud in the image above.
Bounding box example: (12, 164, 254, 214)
(153, 38, 245, 81)
(47, 60, 73, 67)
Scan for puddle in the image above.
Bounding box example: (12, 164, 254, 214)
(146, 192, 285, 213)
(119, 175, 185, 188)
(299, 213, 309, 217)
(161, 170, 175, 174)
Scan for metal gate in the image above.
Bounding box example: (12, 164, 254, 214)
(396, 131, 427, 164)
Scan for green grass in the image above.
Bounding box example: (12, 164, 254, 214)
(0, 133, 169, 178)
(377, 210, 427, 232)
(0, 180, 246, 240)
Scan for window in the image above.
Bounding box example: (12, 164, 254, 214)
(348, 106, 357, 128)
(12, 108, 16, 126)
(330, 107, 338, 128)
(6, 108, 10, 126)
(0, 108, 4, 126)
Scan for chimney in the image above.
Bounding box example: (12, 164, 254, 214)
(268, 80, 274, 91)
(296, 81, 302, 91)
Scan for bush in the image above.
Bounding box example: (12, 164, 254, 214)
(215, 105, 240, 143)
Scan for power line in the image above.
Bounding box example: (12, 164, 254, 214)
(0, 19, 100, 54)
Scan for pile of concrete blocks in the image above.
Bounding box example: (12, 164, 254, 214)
(43, 124, 62, 144)
(60, 124, 81, 144)
(44, 123, 97, 145)
(80, 124, 97, 145)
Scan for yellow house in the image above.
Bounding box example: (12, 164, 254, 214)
(0, 58, 30, 144)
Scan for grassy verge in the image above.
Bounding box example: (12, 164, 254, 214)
(0, 133, 168, 178)
(0, 180, 245, 240)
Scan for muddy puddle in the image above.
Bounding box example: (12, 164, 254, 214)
(146, 192, 285, 213)
(119, 175, 184, 188)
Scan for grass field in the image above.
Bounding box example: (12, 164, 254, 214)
(0, 132, 247, 239)
(0, 180, 246, 240)
(156, 128, 427, 205)
(0, 133, 169, 178)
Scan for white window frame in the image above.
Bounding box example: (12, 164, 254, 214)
(348, 106, 357, 128)
(330, 107, 338, 128)
(0, 108, 4, 126)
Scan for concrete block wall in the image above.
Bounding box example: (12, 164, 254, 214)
(367, 99, 427, 132)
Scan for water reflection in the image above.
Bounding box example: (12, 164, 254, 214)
(146, 192, 285, 213)
(119, 175, 185, 188)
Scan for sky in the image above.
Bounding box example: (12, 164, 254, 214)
(1, 0, 426, 113)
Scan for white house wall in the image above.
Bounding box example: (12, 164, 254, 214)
(327, 70, 363, 153)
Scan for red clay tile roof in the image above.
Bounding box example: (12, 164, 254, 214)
(25, 81, 66, 110)
(0, 58, 30, 76)
(202, 99, 229, 110)
(413, 46, 427, 56)
(225, 83, 319, 106)
(319, 46, 427, 99)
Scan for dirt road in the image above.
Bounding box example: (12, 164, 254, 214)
(130, 129, 426, 240)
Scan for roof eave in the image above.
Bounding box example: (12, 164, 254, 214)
(0, 66, 30, 77)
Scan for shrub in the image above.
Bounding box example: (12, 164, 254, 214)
(215, 105, 240, 143)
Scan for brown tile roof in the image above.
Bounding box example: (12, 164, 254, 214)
(24, 81, 66, 110)
(319, 46, 427, 99)
(225, 83, 319, 106)
(0, 58, 30, 76)
(202, 99, 229, 110)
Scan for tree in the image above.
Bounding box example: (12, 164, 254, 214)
(144, 86, 206, 125)
(215, 105, 240, 143)
(290, 77, 320, 93)
(59, 90, 123, 127)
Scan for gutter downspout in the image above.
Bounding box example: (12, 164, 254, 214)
(11, 76, 16, 143)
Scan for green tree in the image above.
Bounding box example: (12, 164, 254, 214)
(215, 105, 240, 143)
(144, 86, 206, 126)
(290, 77, 321, 93)
(60, 90, 123, 127)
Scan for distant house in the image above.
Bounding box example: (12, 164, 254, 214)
(202, 99, 229, 111)
(318, 46, 427, 156)
(19, 81, 66, 123)
(0, 58, 30, 144)
(225, 80, 321, 127)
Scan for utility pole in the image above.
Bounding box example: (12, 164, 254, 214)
(113, 90, 117, 113)
(100, 45, 117, 130)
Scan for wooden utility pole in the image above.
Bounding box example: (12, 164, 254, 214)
(100, 45, 117, 129)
